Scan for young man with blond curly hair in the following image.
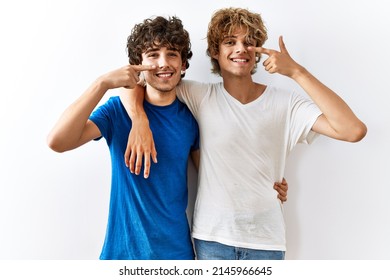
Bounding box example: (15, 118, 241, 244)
(122, 8, 362, 260)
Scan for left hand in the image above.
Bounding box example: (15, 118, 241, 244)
(124, 115, 157, 179)
(274, 177, 288, 203)
(249, 36, 301, 78)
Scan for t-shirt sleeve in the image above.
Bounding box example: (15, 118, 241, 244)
(176, 80, 210, 118)
(288, 91, 323, 150)
(89, 98, 114, 143)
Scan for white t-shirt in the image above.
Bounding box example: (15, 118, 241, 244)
(177, 80, 322, 251)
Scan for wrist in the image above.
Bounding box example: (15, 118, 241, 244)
(132, 111, 149, 123)
(291, 65, 309, 81)
(96, 74, 113, 92)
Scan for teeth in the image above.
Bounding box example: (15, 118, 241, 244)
(233, 59, 247, 62)
(157, 73, 172, 77)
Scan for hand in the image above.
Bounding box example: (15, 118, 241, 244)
(124, 117, 157, 178)
(100, 64, 156, 90)
(274, 177, 288, 203)
(249, 36, 301, 78)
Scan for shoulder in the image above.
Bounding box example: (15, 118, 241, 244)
(262, 85, 303, 103)
(97, 96, 121, 109)
(176, 99, 196, 118)
(177, 79, 216, 94)
(93, 96, 126, 119)
(265, 85, 291, 96)
(107, 95, 121, 105)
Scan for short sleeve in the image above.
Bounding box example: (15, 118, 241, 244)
(176, 80, 211, 118)
(89, 98, 114, 143)
(288, 91, 322, 150)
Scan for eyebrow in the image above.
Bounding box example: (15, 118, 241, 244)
(144, 48, 160, 54)
(144, 47, 180, 54)
(223, 35, 255, 44)
(223, 35, 237, 39)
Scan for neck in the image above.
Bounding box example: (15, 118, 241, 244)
(144, 86, 177, 106)
(222, 74, 265, 104)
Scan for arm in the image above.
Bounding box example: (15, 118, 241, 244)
(47, 64, 154, 152)
(46, 80, 106, 152)
(190, 149, 200, 171)
(251, 36, 367, 142)
(120, 86, 157, 178)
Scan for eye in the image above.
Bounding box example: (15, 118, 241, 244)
(168, 52, 179, 57)
(147, 53, 158, 58)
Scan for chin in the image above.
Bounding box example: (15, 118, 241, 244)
(155, 85, 176, 93)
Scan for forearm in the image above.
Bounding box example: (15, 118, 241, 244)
(292, 67, 367, 141)
(120, 85, 147, 121)
(120, 85, 158, 176)
(47, 79, 107, 151)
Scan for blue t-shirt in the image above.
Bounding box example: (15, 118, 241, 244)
(89, 96, 199, 260)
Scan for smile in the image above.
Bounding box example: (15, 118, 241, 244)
(231, 58, 249, 63)
(156, 73, 173, 78)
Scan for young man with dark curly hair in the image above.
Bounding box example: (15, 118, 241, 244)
(121, 7, 366, 260)
(46, 16, 199, 260)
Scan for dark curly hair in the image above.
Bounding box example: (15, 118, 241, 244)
(207, 8, 268, 76)
(127, 16, 192, 77)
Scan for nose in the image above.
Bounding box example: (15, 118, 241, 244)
(235, 42, 247, 53)
(157, 54, 169, 68)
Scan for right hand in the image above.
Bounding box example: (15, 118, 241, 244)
(99, 64, 156, 90)
(124, 117, 157, 178)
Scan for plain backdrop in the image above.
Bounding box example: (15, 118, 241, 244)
(0, 0, 389, 260)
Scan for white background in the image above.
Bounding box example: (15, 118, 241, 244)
(0, 0, 389, 260)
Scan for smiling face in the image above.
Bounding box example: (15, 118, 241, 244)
(206, 8, 268, 76)
(127, 16, 192, 78)
(141, 46, 185, 95)
(213, 27, 257, 78)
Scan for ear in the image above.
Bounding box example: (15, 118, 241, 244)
(180, 64, 187, 75)
(211, 51, 219, 60)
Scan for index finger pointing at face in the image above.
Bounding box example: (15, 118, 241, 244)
(131, 64, 157, 72)
(249, 46, 272, 56)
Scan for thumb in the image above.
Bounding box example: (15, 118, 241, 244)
(279, 36, 289, 54)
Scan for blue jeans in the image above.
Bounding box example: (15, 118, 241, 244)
(194, 239, 285, 260)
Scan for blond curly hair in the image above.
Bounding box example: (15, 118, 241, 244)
(207, 7, 268, 76)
